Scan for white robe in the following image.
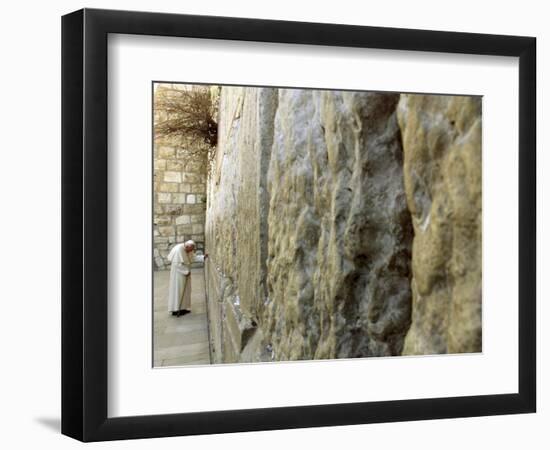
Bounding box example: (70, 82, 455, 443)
(166, 244, 205, 312)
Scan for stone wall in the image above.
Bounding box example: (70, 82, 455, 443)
(153, 84, 208, 270)
(204, 86, 482, 363)
(397, 94, 482, 355)
(205, 87, 423, 363)
(205, 87, 277, 363)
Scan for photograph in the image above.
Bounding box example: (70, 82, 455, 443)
(0, 0, 542, 446)
(152, 83, 482, 367)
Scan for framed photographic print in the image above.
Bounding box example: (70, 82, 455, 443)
(61, 8, 536, 442)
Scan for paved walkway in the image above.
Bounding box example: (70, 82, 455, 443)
(153, 268, 211, 367)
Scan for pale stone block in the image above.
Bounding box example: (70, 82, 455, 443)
(164, 171, 182, 183)
(157, 193, 171, 204)
(158, 146, 175, 158)
(187, 194, 196, 204)
(175, 215, 191, 225)
(172, 193, 186, 204)
(154, 159, 166, 170)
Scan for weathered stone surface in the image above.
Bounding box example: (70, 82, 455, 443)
(205, 87, 278, 363)
(397, 94, 482, 355)
(263, 89, 413, 360)
(206, 87, 413, 363)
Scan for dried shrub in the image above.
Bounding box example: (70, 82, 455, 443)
(155, 86, 218, 148)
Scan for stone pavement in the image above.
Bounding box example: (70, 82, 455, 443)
(153, 268, 211, 367)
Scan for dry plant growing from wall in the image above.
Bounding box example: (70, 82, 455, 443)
(155, 86, 219, 152)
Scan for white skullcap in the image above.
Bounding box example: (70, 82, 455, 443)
(184, 240, 196, 248)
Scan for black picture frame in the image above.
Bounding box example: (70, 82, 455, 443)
(61, 8, 536, 442)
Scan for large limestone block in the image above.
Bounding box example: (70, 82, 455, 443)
(397, 94, 482, 355)
(264, 89, 413, 361)
(204, 87, 278, 362)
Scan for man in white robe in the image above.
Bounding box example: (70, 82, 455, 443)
(167, 240, 207, 316)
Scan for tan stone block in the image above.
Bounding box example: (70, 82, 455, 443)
(190, 214, 204, 224)
(183, 204, 205, 214)
(222, 326, 239, 363)
(154, 159, 166, 170)
(186, 161, 203, 173)
(164, 205, 183, 216)
(154, 216, 171, 226)
(164, 171, 181, 183)
(159, 183, 179, 193)
(177, 225, 193, 234)
(190, 184, 206, 194)
(192, 224, 204, 234)
(158, 146, 175, 158)
(182, 173, 201, 184)
(172, 193, 186, 204)
(166, 160, 185, 171)
(158, 226, 175, 237)
(157, 193, 171, 204)
(179, 183, 191, 193)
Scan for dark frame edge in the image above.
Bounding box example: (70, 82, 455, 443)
(61, 8, 537, 442)
(61, 8, 85, 441)
(518, 36, 537, 413)
(87, 393, 532, 442)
